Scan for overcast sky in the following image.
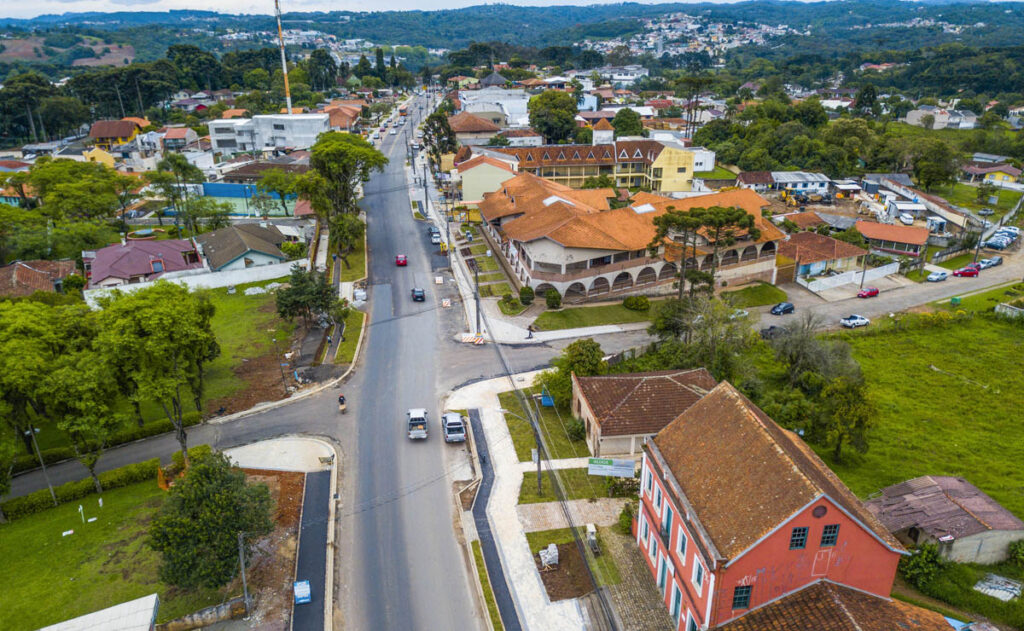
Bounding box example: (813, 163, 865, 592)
(5, 0, 749, 21)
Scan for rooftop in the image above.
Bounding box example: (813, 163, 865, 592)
(855, 220, 930, 246)
(575, 369, 716, 438)
(448, 111, 501, 134)
(89, 120, 139, 139)
(87, 239, 201, 287)
(0, 259, 77, 297)
(865, 476, 1024, 540)
(778, 231, 867, 265)
(196, 224, 287, 271)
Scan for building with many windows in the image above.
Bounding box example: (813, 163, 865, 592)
(209, 114, 329, 155)
(636, 382, 911, 630)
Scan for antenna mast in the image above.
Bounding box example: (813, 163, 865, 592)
(275, 0, 293, 115)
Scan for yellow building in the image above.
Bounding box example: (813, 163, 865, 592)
(88, 120, 140, 150)
(83, 147, 115, 168)
(985, 168, 1020, 184)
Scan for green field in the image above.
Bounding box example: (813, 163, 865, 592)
(339, 237, 367, 283)
(519, 467, 636, 504)
(498, 391, 590, 462)
(693, 165, 736, 180)
(827, 317, 1024, 519)
(933, 281, 1024, 313)
(334, 309, 366, 365)
(524, 527, 621, 586)
(532, 302, 657, 331)
(0, 481, 228, 630)
(932, 181, 1022, 218)
(722, 282, 788, 308)
(937, 252, 978, 270)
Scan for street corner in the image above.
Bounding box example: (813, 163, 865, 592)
(225, 436, 338, 473)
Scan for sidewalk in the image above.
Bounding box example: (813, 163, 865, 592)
(448, 371, 584, 631)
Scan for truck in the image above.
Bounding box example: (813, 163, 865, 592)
(407, 408, 428, 440)
(441, 412, 467, 443)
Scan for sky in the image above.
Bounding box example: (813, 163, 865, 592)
(4, 0, 746, 21)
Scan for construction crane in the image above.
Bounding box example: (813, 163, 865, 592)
(274, 0, 292, 115)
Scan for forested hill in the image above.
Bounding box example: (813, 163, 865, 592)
(2, 1, 1024, 49)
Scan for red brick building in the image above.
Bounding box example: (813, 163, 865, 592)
(635, 382, 911, 630)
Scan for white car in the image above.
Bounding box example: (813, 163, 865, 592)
(840, 314, 870, 328)
(898, 213, 915, 225)
(389, 128, 397, 135)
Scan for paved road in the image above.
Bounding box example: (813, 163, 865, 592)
(293, 470, 331, 631)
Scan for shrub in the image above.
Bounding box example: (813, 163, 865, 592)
(623, 296, 650, 311)
(1009, 539, 1024, 569)
(616, 502, 635, 535)
(899, 544, 945, 589)
(567, 419, 586, 441)
(545, 288, 562, 309)
(170, 444, 215, 475)
(519, 286, 535, 305)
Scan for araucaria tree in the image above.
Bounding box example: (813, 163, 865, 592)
(149, 451, 272, 589)
(98, 283, 219, 468)
(422, 111, 456, 170)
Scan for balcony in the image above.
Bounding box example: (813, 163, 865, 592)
(527, 255, 663, 282)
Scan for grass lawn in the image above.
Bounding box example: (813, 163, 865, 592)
(468, 244, 489, 255)
(519, 467, 635, 504)
(827, 317, 1024, 518)
(498, 391, 590, 462)
(339, 237, 367, 283)
(937, 252, 978, 270)
(334, 309, 366, 365)
(480, 282, 512, 298)
(932, 181, 1022, 218)
(693, 165, 735, 179)
(905, 268, 928, 283)
(413, 211, 425, 220)
(933, 281, 1024, 313)
(473, 256, 499, 272)
(477, 272, 505, 283)
(471, 541, 505, 631)
(533, 302, 657, 331)
(0, 481, 228, 630)
(498, 298, 528, 316)
(524, 527, 621, 587)
(722, 282, 788, 308)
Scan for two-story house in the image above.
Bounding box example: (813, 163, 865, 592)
(162, 127, 199, 153)
(88, 120, 141, 150)
(637, 382, 913, 630)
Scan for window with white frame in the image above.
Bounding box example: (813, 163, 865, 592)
(645, 470, 653, 494)
(692, 560, 704, 595)
(654, 487, 662, 510)
(676, 526, 687, 561)
(640, 516, 649, 542)
(686, 613, 698, 631)
(649, 534, 658, 560)
(671, 584, 682, 622)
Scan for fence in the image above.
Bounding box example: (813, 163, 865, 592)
(201, 182, 289, 200)
(931, 246, 969, 264)
(796, 261, 900, 293)
(83, 260, 307, 308)
(995, 303, 1024, 319)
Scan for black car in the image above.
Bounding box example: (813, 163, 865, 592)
(770, 302, 795, 315)
(411, 288, 426, 302)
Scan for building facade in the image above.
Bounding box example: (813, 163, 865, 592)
(209, 114, 330, 155)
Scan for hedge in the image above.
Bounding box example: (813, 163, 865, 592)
(11, 412, 203, 475)
(1, 443, 210, 522)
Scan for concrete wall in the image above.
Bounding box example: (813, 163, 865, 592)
(942, 530, 1024, 564)
(215, 250, 285, 272)
(652, 147, 696, 192)
(460, 163, 516, 204)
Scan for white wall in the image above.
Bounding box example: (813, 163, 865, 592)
(216, 251, 285, 272)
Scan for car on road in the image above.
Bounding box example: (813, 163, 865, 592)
(395, 254, 408, 266)
(760, 325, 785, 340)
(427, 225, 440, 236)
(389, 128, 397, 135)
(430, 233, 442, 245)
(979, 207, 995, 216)
(840, 314, 870, 328)
(407, 408, 428, 440)
(857, 287, 879, 298)
(926, 271, 948, 282)
(899, 213, 915, 225)
(953, 266, 979, 277)
(770, 302, 795, 315)
(411, 287, 425, 301)
(979, 256, 1003, 269)
(441, 412, 467, 443)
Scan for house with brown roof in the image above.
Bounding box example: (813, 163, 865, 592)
(778, 231, 867, 277)
(89, 120, 141, 150)
(637, 382, 910, 631)
(478, 174, 783, 300)
(865, 476, 1024, 564)
(736, 171, 773, 192)
(572, 369, 715, 456)
(456, 154, 518, 205)
(447, 111, 501, 146)
(84, 239, 202, 288)
(0, 259, 77, 297)
(196, 224, 287, 272)
(161, 127, 199, 152)
(781, 210, 825, 231)
(855, 220, 929, 257)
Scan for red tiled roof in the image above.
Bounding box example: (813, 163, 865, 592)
(163, 127, 193, 140)
(0, 160, 31, 170)
(593, 118, 614, 131)
(448, 111, 501, 133)
(575, 369, 716, 437)
(736, 171, 773, 185)
(494, 144, 617, 168)
(784, 211, 824, 229)
(855, 220, 929, 246)
(653, 382, 903, 560)
(89, 120, 139, 139)
(0, 259, 76, 297)
(777, 231, 866, 264)
(717, 580, 952, 631)
(458, 155, 516, 174)
(87, 240, 201, 288)
(499, 128, 542, 138)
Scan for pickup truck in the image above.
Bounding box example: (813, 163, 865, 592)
(407, 408, 428, 440)
(441, 412, 467, 443)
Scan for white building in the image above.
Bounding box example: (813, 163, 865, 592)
(209, 114, 330, 155)
(771, 171, 831, 193)
(596, 65, 650, 85)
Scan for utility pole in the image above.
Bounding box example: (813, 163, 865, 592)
(531, 399, 544, 497)
(858, 251, 869, 289)
(237, 532, 251, 615)
(475, 267, 482, 335)
(274, 0, 293, 114)
(27, 424, 57, 506)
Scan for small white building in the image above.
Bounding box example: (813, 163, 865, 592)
(209, 114, 330, 155)
(771, 171, 831, 193)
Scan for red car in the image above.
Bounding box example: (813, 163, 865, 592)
(953, 266, 979, 277)
(857, 287, 879, 298)
(395, 254, 408, 266)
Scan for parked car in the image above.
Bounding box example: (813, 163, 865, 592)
(979, 207, 995, 216)
(985, 239, 1009, 250)
(430, 233, 442, 245)
(981, 256, 1003, 268)
(411, 287, 426, 301)
(953, 266, 979, 277)
(770, 302, 795, 315)
(899, 213, 915, 225)
(389, 128, 398, 135)
(427, 225, 440, 236)
(395, 254, 408, 266)
(927, 271, 948, 282)
(840, 314, 870, 328)
(857, 287, 879, 298)
(730, 308, 750, 320)
(441, 412, 467, 443)
(407, 408, 428, 440)
(760, 325, 785, 340)
(997, 226, 1021, 236)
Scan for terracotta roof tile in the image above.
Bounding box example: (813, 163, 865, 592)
(458, 155, 516, 174)
(89, 120, 139, 139)
(653, 382, 903, 560)
(575, 369, 716, 437)
(785, 211, 824, 229)
(593, 118, 614, 131)
(0, 259, 76, 297)
(736, 171, 773, 185)
(448, 111, 501, 133)
(717, 580, 952, 631)
(777, 231, 866, 264)
(855, 220, 929, 246)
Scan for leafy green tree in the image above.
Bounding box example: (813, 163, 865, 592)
(297, 132, 388, 220)
(0, 421, 16, 522)
(256, 168, 297, 216)
(815, 376, 873, 463)
(650, 206, 706, 298)
(375, 47, 386, 79)
(422, 112, 457, 168)
(911, 138, 961, 191)
(97, 283, 219, 467)
(535, 337, 605, 406)
(899, 544, 945, 590)
(354, 54, 373, 79)
(276, 266, 334, 325)
(528, 90, 578, 144)
(328, 213, 366, 272)
(306, 48, 338, 92)
(149, 451, 272, 589)
(698, 205, 760, 291)
(281, 241, 307, 260)
(37, 96, 90, 138)
(147, 153, 205, 233)
(574, 126, 593, 144)
(243, 68, 270, 90)
(582, 174, 615, 189)
(975, 181, 997, 204)
(611, 107, 644, 137)
(28, 158, 120, 220)
(853, 84, 878, 112)
(487, 134, 511, 147)
(0, 72, 55, 141)
(832, 226, 866, 247)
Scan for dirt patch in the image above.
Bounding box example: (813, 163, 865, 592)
(71, 44, 136, 66)
(535, 542, 595, 601)
(230, 469, 305, 630)
(455, 480, 478, 511)
(205, 352, 292, 417)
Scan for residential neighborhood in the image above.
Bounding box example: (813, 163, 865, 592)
(1, 2, 1024, 631)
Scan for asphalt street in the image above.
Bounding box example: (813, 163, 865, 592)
(293, 470, 331, 631)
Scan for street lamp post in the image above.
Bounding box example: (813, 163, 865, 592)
(500, 407, 543, 497)
(26, 424, 57, 506)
